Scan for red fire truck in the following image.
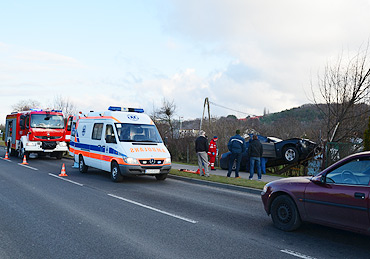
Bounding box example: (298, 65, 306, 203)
(5, 109, 69, 159)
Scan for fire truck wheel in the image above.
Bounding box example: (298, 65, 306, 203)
(111, 162, 123, 182)
(55, 152, 63, 160)
(18, 144, 29, 159)
(79, 155, 88, 173)
(7, 141, 16, 156)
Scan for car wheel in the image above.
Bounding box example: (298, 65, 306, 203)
(155, 174, 167, 181)
(232, 160, 237, 171)
(79, 155, 88, 173)
(111, 161, 123, 182)
(283, 146, 299, 163)
(271, 195, 301, 231)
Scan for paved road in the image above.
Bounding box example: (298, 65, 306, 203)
(1, 149, 369, 259)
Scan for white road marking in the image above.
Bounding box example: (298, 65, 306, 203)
(108, 193, 198, 224)
(280, 249, 316, 259)
(18, 163, 38, 170)
(0, 158, 12, 162)
(48, 173, 84, 186)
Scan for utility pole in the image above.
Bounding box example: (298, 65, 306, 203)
(200, 97, 211, 130)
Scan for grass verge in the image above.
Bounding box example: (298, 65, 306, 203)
(169, 169, 266, 190)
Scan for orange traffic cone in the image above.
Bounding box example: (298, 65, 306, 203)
(4, 152, 9, 160)
(59, 163, 68, 177)
(21, 155, 28, 165)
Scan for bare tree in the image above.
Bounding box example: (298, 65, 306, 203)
(52, 95, 77, 118)
(11, 99, 41, 112)
(311, 45, 370, 142)
(156, 98, 177, 139)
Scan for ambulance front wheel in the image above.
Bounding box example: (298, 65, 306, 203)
(79, 155, 88, 173)
(111, 162, 123, 182)
(155, 174, 167, 181)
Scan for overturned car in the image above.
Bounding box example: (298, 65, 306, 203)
(220, 135, 318, 171)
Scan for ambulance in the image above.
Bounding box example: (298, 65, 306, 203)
(69, 106, 171, 182)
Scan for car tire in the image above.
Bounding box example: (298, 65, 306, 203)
(271, 195, 301, 231)
(232, 160, 237, 171)
(155, 174, 167, 181)
(111, 161, 123, 182)
(283, 146, 299, 163)
(79, 155, 88, 173)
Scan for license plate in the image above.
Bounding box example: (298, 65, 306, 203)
(145, 169, 160, 174)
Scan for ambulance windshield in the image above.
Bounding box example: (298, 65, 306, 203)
(30, 114, 65, 129)
(115, 123, 163, 143)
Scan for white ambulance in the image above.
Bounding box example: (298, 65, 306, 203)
(69, 106, 171, 182)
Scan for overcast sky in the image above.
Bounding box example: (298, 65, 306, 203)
(1, 0, 370, 122)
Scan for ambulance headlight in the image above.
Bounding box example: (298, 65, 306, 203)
(164, 157, 171, 164)
(123, 157, 139, 165)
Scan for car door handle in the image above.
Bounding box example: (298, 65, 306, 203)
(354, 192, 365, 199)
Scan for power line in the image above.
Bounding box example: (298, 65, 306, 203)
(208, 101, 255, 117)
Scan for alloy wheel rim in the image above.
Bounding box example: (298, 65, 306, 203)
(278, 204, 292, 223)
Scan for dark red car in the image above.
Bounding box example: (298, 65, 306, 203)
(261, 151, 370, 235)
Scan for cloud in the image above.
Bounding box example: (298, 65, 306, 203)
(158, 0, 370, 116)
(15, 50, 81, 67)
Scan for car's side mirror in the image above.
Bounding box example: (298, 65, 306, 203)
(310, 175, 324, 184)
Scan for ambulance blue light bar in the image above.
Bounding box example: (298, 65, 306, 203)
(108, 106, 144, 113)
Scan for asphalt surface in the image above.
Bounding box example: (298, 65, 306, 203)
(1, 149, 370, 259)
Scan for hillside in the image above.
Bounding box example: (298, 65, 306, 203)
(260, 104, 324, 124)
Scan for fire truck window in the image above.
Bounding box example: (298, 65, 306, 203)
(8, 121, 13, 133)
(19, 116, 25, 130)
(67, 117, 73, 131)
(31, 114, 64, 129)
(25, 116, 30, 129)
(92, 123, 103, 140)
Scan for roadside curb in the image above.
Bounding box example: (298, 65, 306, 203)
(168, 174, 262, 195)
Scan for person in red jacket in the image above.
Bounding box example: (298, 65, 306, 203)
(208, 136, 218, 170)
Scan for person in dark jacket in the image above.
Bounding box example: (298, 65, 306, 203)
(227, 130, 246, 178)
(248, 134, 263, 180)
(195, 130, 209, 177)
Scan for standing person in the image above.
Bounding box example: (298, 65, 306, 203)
(227, 130, 246, 178)
(208, 136, 218, 170)
(249, 134, 263, 180)
(195, 130, 210, 177)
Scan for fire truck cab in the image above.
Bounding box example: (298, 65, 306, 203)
(5, 109, 69, 159)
